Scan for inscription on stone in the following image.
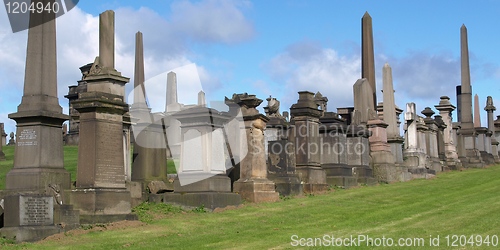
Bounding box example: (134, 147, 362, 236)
(95, 122, 125, 188)
(19, 196, 53, 226)
(17, 128, 38, 146)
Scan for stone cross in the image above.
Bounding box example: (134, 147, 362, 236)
(362, 12, 377, 108)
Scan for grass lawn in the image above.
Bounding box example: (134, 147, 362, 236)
(0, 157, 498, 249)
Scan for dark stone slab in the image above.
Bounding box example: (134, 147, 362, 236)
(161, 192, 241, 210)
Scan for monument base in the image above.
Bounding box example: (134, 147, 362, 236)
(408, 168, 435, 179)
(0, 226, 61, 243)
(6, 168, 71, 191)
(267, 173, 303, 196)
(68, 189, 135, 224)
(296, 166, 328, 193)
(233, 178, 279, 202)
(352, 165, 377, 185)
(480, 151, 495, 165)
(156, 192, 241, 210)
(429, 157, 443, 173)
(174, 175, 231, 193)
(373, 164, 412, 183)
(463, 149, 484, 168)
(321, 164, 358, 188)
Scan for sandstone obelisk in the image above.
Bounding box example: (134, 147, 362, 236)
(459, 24, 483, 167)
(382, 63, 404, 164)
(7, 0, 70, 191)
(474, 94, 481, 128)
(133, 31, 147, 108)
(166, 71, 180, 112)
(362, 12, 376, 108)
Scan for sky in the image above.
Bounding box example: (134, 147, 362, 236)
(1, 0, 500, 135)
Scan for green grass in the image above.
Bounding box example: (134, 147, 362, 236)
(0, 146, 14, 190)
(0, 164, 498, 249)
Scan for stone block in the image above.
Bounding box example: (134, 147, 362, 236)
(162, 192, 241, 210)
(174, 175, 231, 193)
(233, 178, 279, 203)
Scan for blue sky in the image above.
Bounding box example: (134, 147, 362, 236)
(1, 0, 500, 134)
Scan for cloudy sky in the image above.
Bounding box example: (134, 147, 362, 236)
(1, 0, 500, 134)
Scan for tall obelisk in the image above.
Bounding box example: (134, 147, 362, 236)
(473, 94, 481, 128)
(382, 63, 404, 163)
(362, 12, 377, 108)
(459, 24, 483, 167)
(7, 0, 70, 191)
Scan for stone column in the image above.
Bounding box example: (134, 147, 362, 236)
(485, 96, 500, 163)
(362, 12, 377, 108)
(232, 94, 279, 202)
(435, 96, 462, 169)
(70, 10, 134, 223)
(421, 108, 441, 172)
(403, 103, 428, 178)
(434, 115, 446, 165)
(459, 25, 483, 167)
(289, 91, 328, 193)
(164, 71, 181, 159)
(474, 94, 494, 164)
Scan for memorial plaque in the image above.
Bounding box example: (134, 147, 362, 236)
(17, 128, 38, 147)
(19, 195, 53, 226)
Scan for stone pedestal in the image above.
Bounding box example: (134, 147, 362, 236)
(476, 127, 495, 164)
(163, 106, 242, 208)
(346, 125, 376, 185)
(267, 140, 302, 196)
(289, 91, 328, 193)
(319, 114, 357, 188)
(435, 96, 462, 170)
(421, 108, 442, 172)
(233, 94, 280, 201)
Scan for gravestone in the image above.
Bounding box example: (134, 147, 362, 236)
(264, 96, 302, 196)
(474, 95, 494, 164)
(159, 106, 241, 209)
(435, 96, 462, 170)
(403, 103, 429, 178)
(381, 63, 404, 164)
(69, 10, 135, 223)
(130, 31, 167, 195)
(289, 91, 328, 193)
(233, 93, 280, 202)
(484, 96, 500, 163)
(421, 107, 442, 172)
(0, 1, 79, 242)
(459, 25, 484, 167)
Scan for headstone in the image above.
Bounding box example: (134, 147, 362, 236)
(459, 25, 484, 167)
(403, 103, 430, 178)
(1, 1, 78, 242)
(232, 93, 280, 202)
(484, 96, 500, 163)
(382, 63, 404, 164)
(70, 10, 135, 224)
(289, 91, 328, 193)
(352, 78, 376, 126)
(361, 12, 377, 108)
(435, 96, 462, 169)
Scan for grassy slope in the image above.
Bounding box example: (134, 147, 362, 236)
(1, 164, 498, 249)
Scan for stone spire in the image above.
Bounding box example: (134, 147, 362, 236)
(474, 94, 481, 128)
(460, 24, 473, 130)
(198, 90, 206, 106)
(7, 0, 70, 191)
(362, 11, 376, 108)
(133, 31, 147, 107)
(382, 62, 398, 139)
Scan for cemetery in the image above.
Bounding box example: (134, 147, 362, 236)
(0, 1, 499, 246)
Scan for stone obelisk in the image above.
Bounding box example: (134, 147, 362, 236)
(362, 12, 377, 108)
(459, 25, 483, 167)
(71, 10, 135, 222)
(131, 31, 167, 189)
(166, 71, 180, 112)
(7, 1, 70, 191)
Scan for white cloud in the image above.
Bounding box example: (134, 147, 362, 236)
(263, 40, 361, 112)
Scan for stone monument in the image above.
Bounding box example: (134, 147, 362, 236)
(0, 123, 5, 161)
(421, 107, 441, 172)
(382, 63, 404, 164)
(458, 25, 484, 167)
(484, 96, 500, 163)
(69, 10, 135, 223)
(474, 94, 494, 164)
(435, 96, 462, 169)
(362, 12, 377, 108)
(232, 94, 280, 202)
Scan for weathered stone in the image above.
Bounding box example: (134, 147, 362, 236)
(289, 91, 328, 193)
(362, 12, 377, 108)
(435, 96, 462, 169)
(353, 78, 376, 126)
(484, 96, 500, 163)
(0, 123, 5, 161)
(232, 94, 280, 201)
